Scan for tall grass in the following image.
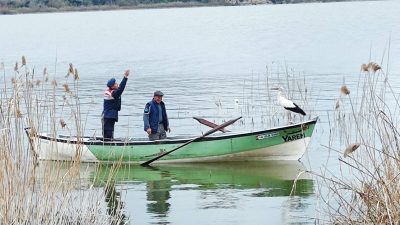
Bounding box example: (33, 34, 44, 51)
(315, 60, 400, 224)
(211, 62, 313, 132)
(0, 57, 126, 224)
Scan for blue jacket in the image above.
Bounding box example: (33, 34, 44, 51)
(143, 99, 169, 134)
(103, 77, 128, 121)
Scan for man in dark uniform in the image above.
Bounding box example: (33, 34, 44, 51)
(143, 91, 171, 141)
(102, 69, 130, 140)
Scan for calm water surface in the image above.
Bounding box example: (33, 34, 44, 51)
(1, 1, 400, 224)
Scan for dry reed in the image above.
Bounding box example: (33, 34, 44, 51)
(21, 56, 26, 66)
(316, 58, 400, 224)
(212, 62, 313, 131)
(0, 57, 126, 224)
(340, 85, 350, 95)
(343, 143, 360, 158)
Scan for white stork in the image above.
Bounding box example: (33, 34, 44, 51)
(271, 87, 306, 120)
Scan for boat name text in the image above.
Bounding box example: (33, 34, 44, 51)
(282, 133, 305, 142)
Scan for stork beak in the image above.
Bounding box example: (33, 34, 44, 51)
(270, 87, 280, 90)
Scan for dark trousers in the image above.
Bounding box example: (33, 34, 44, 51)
(102, 117, 116, 140)
(148, 124, 167, 141)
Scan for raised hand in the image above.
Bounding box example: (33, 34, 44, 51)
(124, 69, 130, 77)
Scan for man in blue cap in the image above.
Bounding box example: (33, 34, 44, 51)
(143, 91, 171, 141)
(102, 69, 130, 140)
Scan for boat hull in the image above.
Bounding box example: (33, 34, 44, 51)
(27, 118, 317, 163)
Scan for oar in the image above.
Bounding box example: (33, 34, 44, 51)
(193, 117, 229, 133)
(140, 116, 242, 167)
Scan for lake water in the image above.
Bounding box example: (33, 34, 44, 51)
(1, 0, 400, 224)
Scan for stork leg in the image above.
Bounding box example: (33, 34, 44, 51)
(287, 111, 293, 124)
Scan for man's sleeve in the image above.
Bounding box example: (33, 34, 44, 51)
(165, 106, 169, 128)
(112, 77, 128, 99)
(143, 103, 151, 131)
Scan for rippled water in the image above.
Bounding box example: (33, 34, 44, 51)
(1, 1, 400, 224)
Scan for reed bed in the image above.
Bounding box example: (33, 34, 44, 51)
(0, 57, 313, 224)
(315, 60, 400, 224)
(0, 57, 126, 225)
(209, 62, 313, 132)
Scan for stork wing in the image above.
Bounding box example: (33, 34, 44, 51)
(279, 96, 296, 108)
(286, 103, 306, 116)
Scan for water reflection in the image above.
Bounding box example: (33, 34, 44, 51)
(93, 161, 313, 222)
(146, 177, 171, 217)
(37, 160, 313, 224)
(96, 161, 311, 189)
(105, 181, 127, 225)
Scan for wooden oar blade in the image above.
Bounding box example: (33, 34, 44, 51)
(140, 116, 242, 166)
(203, 116, 241, 136)
(193, 117, 228, 132)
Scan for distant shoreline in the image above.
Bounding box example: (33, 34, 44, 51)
(0, 0, 375, 15)
(0, 2, 225, 15)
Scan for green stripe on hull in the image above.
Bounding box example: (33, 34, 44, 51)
(87, 121, 316, 162)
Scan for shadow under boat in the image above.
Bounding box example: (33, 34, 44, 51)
(92, 160, 314, 197)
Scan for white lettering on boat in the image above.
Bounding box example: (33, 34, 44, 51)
(282, 133, 305, 142)
(256, 132, 279, 140)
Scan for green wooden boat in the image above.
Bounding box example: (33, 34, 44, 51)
(26, 117, 318, 163)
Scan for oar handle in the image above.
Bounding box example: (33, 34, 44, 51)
(140, 116, 241, 166)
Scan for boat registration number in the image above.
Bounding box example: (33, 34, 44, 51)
(256, 132, 279, 140)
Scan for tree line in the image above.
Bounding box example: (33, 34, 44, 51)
(0, 0, 354, 11)
(0, 0, 214, 9)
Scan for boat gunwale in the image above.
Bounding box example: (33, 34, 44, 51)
(28, 117, 318, 146)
